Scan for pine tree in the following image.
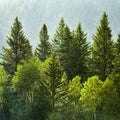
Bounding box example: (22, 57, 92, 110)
(1, 17, 32, 76)
(69, 23, 89, 81)
(91, 12, 114, 81)
(35, 24, 51, 61)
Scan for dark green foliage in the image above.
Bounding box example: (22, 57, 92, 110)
(43, 52, 68, 109)
(53, 19, 89, 81)
(101, 79, 119, 115)
(109, 33, 120, 114)
(1, 17, 32, 76)
(53, 19, 72, 79)
(52, 18, 65, 51)
(59, 25, 72, 79)
(0, 67, 8, 120)
(91, 12, 114, 81)
(69, 23, 89, 81)
(35, 24, 51, 61)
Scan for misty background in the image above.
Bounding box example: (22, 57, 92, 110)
(0, 0, 120, 50)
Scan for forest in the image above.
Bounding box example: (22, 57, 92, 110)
(0, 12, 120, 120)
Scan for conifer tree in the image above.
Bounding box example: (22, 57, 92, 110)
(35, 24, 51, 61)
(1, 17, 32, 76)
(69, 23, 89, 81)
(53, 18, 72, 79)
(111, 33, 120, 99)
(114, 33, 120, 74)
(43, 52, 68, 109)
(59, 25, 72, 79)
(52, 18, 65, 51)
(91, 12, 114, 81)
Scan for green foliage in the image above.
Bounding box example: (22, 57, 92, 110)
(1, 17, 32, 76)
(109, 33, 120, 104)
(43, 52, 68, 109)
(52, 18, 65, 51)
(0, 67, 7, 103)
(0, 13, 120, 120)
(52, 18, 73, 80)
(11, 57, 51, 120)
(67, 75, 82, 104)
(101, 79, 119, 115)
(80, 76, 103, 112)
(59, 25, 72, 79)
(48, 105, 83, 120)
(0, 67, 7, 94)
(91, 12, 114, 81)
(69, 23, 89, 81)
(53, 20, 89, 81)
(35, 24, 51, 61)
(12, 57, 41, 100)
(0, 67, 9, 120)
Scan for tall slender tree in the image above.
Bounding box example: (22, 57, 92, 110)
(35, 24, 51, 61)
(1, 17, 32, 76)
(52, 18, 65, 51)
(114, 33, 120, 75)
(69, 23, 89, 81)
(59, 25, 72, 79)
(43, 52, 68, 109)
(53, 19, 72, 79)
(110, 33, 120, 99)
(91, 12, 114, 81)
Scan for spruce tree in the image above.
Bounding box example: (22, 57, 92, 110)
(53, 19, 72, 79)
(52, 18, 65, 51)
(113, 33, 120, 75)
(91, 12, 114, 81)
(110, 33, 120, 99)
(35, 24, 51, 61)
(43, 52, 68, 109)
(59, 25, 72, 79)
(1, 17, 32, 76)
(69, 23, 89, 81)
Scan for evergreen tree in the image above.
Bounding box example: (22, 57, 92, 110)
(69, 23, 89, 81)
(52, 18, 72, 79)
(114, 34, 120, 96)
(52, 18, 65, 51)
(43, 52, 68, 109)
(91, 12, 114, 81)
(59, 25, 72, 79)
(113, 33, 120, 75)
(110, 33, 120, 100)
(35, 24, 51, 61)
(1, 17, 32, 76)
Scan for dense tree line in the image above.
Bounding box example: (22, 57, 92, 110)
(0, 12, 120, 120)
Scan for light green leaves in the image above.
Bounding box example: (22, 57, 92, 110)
(80, 76, 103, 112)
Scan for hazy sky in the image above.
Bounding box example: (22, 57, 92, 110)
(0, 0, 120, 49)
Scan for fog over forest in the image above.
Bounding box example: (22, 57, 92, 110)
(0, 0, 120, 49)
